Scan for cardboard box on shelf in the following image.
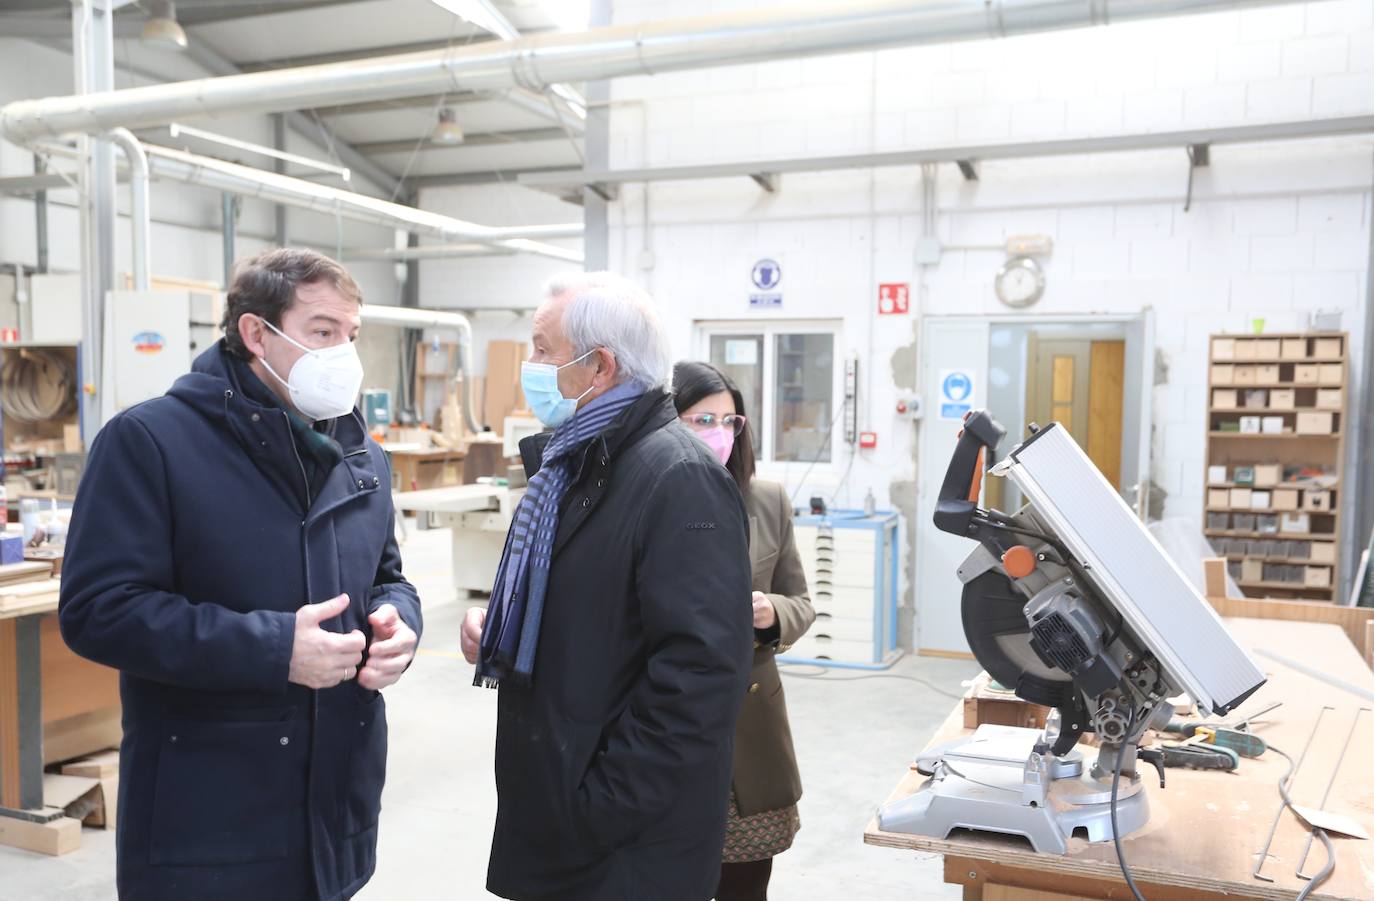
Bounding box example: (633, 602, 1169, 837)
(1256, 365, 1280, 383)
(1211, 365, 1234, 385)
(1233, 340, 1258, 360)
(1241, 558, 1264, 582)
(1319, 363, 1343, 386)
(1305, 566, 1332, 588)
(1208, 488, 1231, 509)
(1310, 542, 1336, 564)
(1271, 489, 1300, 511)
(1280, 512, 1311, 534)
(1255, 339, 1281, 358)
(1230, 488, 1253, 508)
(1254, 464, 1281, 486)
(1296, 411, 1335, 435)
(1281, 338, 1308, 360)
(1316, 388, 1342, 409)
(1295, 364, 1320, 385)
(1304, 490, 1333, 512)
(1208, 464, 1228, 485)
(1233, 365, 1258, 385)
(1269, 389, 1295, 410)
(1261, 416, 1285, 434)
(1314, 337, 1342, 358)
(1213, 389, 1238, 410)
(1212, 338, 1236, 360)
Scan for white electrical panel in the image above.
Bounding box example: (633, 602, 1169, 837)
(107, 291, 193, 412)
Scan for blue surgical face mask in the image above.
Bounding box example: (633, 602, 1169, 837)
(522, 348, 598, 427)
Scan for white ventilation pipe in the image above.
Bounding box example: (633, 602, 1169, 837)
(361, 304, 481, 434)
(105, 128, 150, 290)
(37, 140, 583, 263)
(141, 145, 584, 262)
(1, 0, 1295, 142)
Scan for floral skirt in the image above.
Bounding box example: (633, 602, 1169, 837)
(721, 791, 801, 863)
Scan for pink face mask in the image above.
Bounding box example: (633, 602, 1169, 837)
(701, 426, 735, 465)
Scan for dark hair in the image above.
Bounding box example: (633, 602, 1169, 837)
(672, 360, 755, 496)
(221, 248, 362, 360)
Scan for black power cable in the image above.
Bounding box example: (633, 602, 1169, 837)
(1266, 744, 1337, 901)
(1110, 704, 1148, 901)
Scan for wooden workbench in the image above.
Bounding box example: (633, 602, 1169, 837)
(1, 587, 121, 854)
(864, 618, 1374, 900)
(385, 446, 466, 492)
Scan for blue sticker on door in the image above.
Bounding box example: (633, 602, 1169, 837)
(939, 369, 975, 420)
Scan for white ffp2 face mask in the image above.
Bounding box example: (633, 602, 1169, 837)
(258, 319, 364, 421)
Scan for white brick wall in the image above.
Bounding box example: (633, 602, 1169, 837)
(599, 0, 1373, 573)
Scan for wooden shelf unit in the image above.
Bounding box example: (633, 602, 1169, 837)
(1205, 332, 1347, 602)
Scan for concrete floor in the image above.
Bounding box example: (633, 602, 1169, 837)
(0, 525, 979, 900)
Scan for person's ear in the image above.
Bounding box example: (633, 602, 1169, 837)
(239, 313, 268, 359)
(594, 347, 619, 388)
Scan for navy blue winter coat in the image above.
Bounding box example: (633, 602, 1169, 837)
(59, 340, 421, 901)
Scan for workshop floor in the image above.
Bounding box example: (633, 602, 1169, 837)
(0, 524, 977, 900)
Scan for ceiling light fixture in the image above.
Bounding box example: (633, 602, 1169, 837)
(432, 108, 466, 145)
(141, 0, 188, 51)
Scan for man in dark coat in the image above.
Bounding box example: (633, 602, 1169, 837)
(59, 248, 421, 901)
(461, 272, 754, 901)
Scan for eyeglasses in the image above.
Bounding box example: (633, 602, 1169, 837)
(680, 413, 747, 436)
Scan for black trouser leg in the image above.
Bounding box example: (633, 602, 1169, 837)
(716, 858, 773, 901)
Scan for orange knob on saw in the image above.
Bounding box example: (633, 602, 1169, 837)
(1002, 546, 1036, 580)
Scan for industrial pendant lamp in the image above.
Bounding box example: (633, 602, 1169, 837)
(432, 108, 465, 145)
(141, 0, 188, 51)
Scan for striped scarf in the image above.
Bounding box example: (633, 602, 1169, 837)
(475, 382, 645, 688)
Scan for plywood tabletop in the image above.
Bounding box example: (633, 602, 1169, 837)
(864, 618, 1374, 901)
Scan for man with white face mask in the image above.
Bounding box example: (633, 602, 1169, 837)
(60, 248, 420, 901)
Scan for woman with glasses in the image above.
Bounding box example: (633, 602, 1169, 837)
(672, 361, 815, 901)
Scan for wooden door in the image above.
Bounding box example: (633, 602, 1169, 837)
(1025, 337, 1126, 489)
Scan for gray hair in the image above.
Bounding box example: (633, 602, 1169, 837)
(544, 271, 671, 390)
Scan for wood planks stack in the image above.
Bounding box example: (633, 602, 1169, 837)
(0, 561, 59, 617)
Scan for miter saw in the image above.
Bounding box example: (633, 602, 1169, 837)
(879, 411, 1267, 854)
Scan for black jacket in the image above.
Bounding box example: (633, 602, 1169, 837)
(486, 389, 753, 901)
(59, 341, 421, 901)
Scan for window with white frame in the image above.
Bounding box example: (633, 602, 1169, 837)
(697, 323, 840, 466)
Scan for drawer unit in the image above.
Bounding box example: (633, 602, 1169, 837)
(782, 510, 899, 668)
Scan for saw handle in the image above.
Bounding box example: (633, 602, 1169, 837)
(934, 410, 1006, 536)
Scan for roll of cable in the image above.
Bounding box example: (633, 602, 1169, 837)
(1, 349, 77, 424)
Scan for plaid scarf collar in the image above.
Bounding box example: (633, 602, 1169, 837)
(475, 381, 646, 688)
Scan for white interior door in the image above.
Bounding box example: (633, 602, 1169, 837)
(914, 318, 990, 655)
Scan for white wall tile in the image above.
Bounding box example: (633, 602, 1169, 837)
(1122, 89, 1185, 132)
(1304, 0, 1374, 36)
(1183, 83, 1247, 126)
(1281, 34, 1351, 77)
(1249, 233, 1316, 272)
(1217, 41, 1284, 83)
(1244, 77, 1313, 120)
(1231, 198, 1299, 236)
(1115, 204, 1175, 240)
(1312, 71, 1374, 115)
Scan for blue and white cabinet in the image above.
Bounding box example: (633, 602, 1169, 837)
(780, 509, 900, 669)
